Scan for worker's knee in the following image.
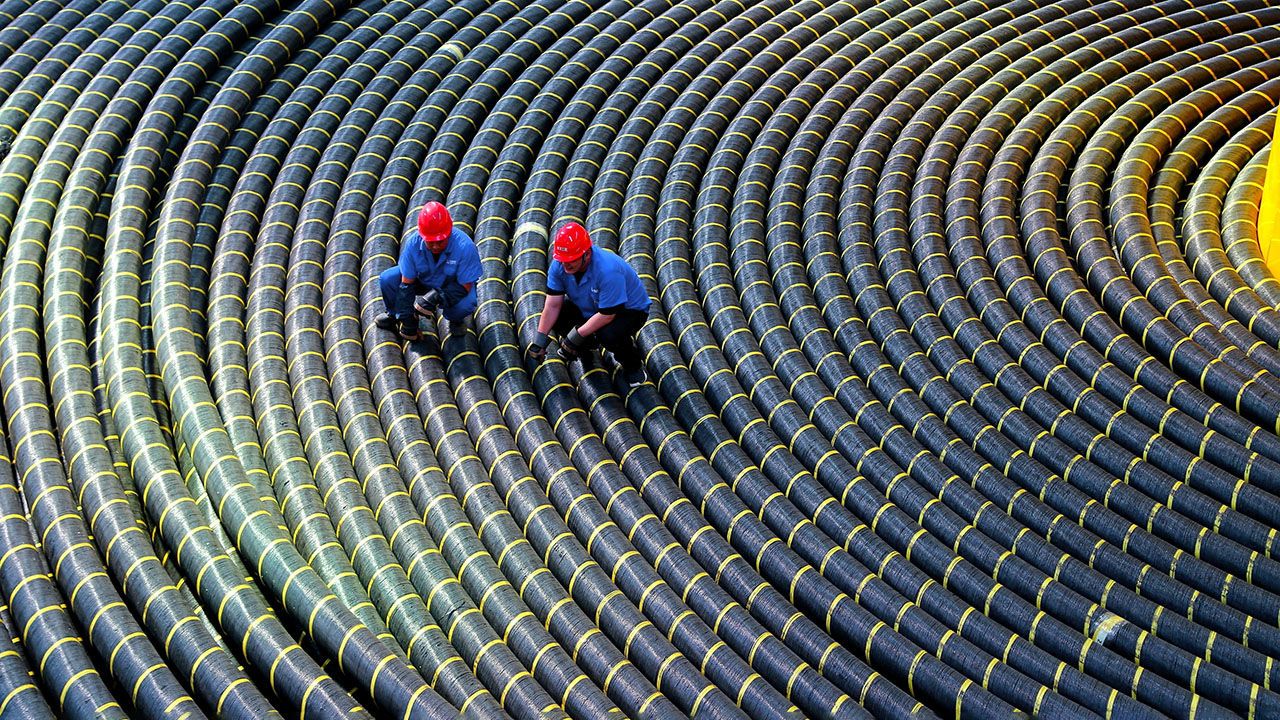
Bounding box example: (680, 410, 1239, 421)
(553, 301, 585, 334)
(378, 266, 402, 300)
(597, 309, 647, 344)
(442, 288, 477, 321)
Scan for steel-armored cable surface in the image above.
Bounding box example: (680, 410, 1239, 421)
(0, 0, 1277, 718)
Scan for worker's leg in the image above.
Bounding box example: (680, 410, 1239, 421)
(379, 267, 425, 321)
(441, 287, 478, 322)
(552, 301, 586, 337)
(595, 309, 648, 371)
(379, 266, 404, 317)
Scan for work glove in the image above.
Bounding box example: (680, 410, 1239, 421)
(415, 289, 440, 317)
(557, 326, 586, 361)
(526, 332, 549, 362)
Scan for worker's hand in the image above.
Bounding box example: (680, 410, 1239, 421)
(421, 289, 441, 309)
(557, 327, 586, 361)
(526, 332, 549, 362)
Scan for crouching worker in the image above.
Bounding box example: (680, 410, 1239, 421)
(526, 221, 651, 388)
(375, 201, 481, 340)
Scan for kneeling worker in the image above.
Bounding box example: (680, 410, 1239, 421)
(376, 201, 481, 340)
(526, 221, 651, 387)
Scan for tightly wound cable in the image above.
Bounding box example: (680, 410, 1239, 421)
(0, 0, 1277, 718)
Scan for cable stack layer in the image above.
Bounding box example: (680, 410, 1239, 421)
(0, 0, 1277, 718)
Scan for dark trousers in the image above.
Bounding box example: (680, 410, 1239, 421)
(379, 266, 477, 322)
(554, 301, 647, 371)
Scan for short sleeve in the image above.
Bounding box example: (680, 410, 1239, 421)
(547, 262, 565, 293)
(398, 238, 418, 279)
(457, 240, 482, 285)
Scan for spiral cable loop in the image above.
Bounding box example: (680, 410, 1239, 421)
(0, 0, 1279, 718)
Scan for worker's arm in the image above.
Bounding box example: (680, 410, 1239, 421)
(527, 293, 562, 361)
(575, 310, 616, 337)
(537, 293, 563, 335)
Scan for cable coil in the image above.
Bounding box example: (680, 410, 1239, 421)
(0, 0, 1277, 718)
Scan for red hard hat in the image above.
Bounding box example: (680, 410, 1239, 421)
(552, 221, 591, 262)
(418, 201, 452, 244)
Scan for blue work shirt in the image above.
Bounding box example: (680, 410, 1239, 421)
(547, 248, 651, 315)
(399, 228, 482, 290)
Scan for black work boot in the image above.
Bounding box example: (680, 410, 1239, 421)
(622, 364, 646, 389)
(374, 312, 397, 330)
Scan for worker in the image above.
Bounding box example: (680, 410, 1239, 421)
(375, 201, 481, 340)
(526, 221, 652, 387)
